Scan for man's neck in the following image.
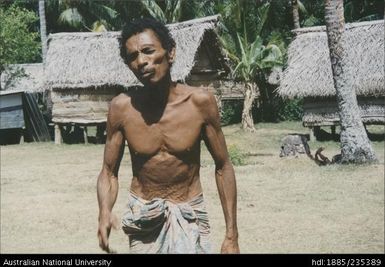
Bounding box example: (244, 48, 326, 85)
(146, 75, 177, 107)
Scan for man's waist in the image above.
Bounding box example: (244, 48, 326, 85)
(130, 175, 202, 203)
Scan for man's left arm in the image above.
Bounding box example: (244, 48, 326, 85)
(199, 91, 240, 254)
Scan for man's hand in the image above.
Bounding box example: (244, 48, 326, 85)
(97, 213, 118, 253)
(221, 237, 240, 254)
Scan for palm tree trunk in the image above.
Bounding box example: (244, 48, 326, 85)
(39, 0, 48, 63)
(241, 82, 257, 132)
(39, 0, 53, 119)
(292, 0, 300, 29)
(324, 0, 377, 163)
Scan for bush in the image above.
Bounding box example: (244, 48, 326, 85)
(221, 100, 242, 126)
(228, 144, 246, 166)
(277, 98, 303, 121)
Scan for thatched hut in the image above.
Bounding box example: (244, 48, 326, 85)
(277, 20, 384, 139)
(45, 15, 236, 144)
(0, 64, 50, 144)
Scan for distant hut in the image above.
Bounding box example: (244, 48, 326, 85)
(277, 20, 384, 139)
(0, 63, 50, 144)
(45, 15, 235, 144)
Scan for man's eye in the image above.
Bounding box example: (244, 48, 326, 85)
(143, 49, 155, 54)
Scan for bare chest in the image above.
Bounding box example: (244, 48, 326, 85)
(122, 102, 204, 155)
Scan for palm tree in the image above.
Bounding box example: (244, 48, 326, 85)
(38, 0, 47, 62)
(291, 0, 300, 29)
(324, 0, 377, 163)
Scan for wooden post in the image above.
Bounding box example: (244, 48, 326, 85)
(54, 124, 62, 145)
(83, 126, 88, 144)
(312, 126, 321, 141)
(331, 125, 336, 140)
(96, 124, 106, 144)
(19, 129, 24, 144)
(309, 127, 316, 142)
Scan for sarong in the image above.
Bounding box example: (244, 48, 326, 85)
(122, 192, 211, 254)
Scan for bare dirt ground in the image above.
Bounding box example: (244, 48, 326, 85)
(1, 122, 384, 254)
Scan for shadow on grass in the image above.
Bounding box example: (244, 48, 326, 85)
(315, 128, 384, 142)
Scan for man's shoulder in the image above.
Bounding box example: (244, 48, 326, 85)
(181, 85, 216, 107)
(110, 92, 132, 109)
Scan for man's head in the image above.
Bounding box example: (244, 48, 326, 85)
(120, 18, 176, 86)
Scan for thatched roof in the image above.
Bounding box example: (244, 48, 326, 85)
(45, 15, 228, 90)
(0, 63, 45, 93)
(277, 20, 384, 99)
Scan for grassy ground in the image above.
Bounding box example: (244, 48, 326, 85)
(1, 122, 384, 254)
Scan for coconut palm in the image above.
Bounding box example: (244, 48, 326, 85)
(290, 0, 309, 28)
(324, 0, 377, 163)
(38, 0, 47, 62)
(291, 0, 300, 29)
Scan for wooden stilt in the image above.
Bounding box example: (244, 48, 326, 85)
(96, 124, 105, 144)
(331, 125, 336, 138)
(19, 129, 24, 144)
(309, 127, 316, 142)
(55, 124, 62, 145)
(83, 126, 88, 144)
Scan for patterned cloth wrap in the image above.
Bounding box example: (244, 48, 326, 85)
(122, 191, 211, 254)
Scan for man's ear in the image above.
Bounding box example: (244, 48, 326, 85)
(167, 47, 176, 64)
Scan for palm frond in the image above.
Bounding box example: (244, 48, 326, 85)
(58, 8, 84, 28)
(255, 2, 270, 35)
(297, 0, 307, 15)
(302, 15, 321, 27)
(95, 4, 118, 20)
(236, 33, 247, 63)
(167, 0, 182, 23)
(142, 1, 166, 23)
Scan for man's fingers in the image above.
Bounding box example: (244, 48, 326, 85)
(98, 215, 116, 253)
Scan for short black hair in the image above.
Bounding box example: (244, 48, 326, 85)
(120, 18, 176, 66)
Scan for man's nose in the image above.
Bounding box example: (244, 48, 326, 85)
(137, 53, 148, 68)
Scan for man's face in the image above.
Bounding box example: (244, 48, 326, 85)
(124, 29, 174, 87)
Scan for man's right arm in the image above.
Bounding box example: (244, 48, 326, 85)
(97, 98, 125, 253)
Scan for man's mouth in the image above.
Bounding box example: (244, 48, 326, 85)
(139, 70, 154, 79)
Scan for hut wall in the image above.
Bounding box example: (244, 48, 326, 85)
(303, 97, 385, 127)
(186, 41, 243, 100)
(0, 92, 24, 129)
(186, 78, 244, 100)
(51, 88, 123, 124)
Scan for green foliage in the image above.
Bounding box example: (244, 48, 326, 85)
(233, 33, 283, 83)
(141, 0, 215, 24)
(278, 98, 304, 121)
(221, 100, 242, 126)
(344, 0, 384, 22)
(0, 4, 41, 74)
(302, 14, 322, 27)
(227, 144, 246, 166)
(47, 0, 119, 32)
(217, 1, 284, 85)
(299, 0, 325, 26)
(142, 0, 168, 23)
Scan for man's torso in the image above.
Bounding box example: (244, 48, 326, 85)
(113, 84, 210, 202)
